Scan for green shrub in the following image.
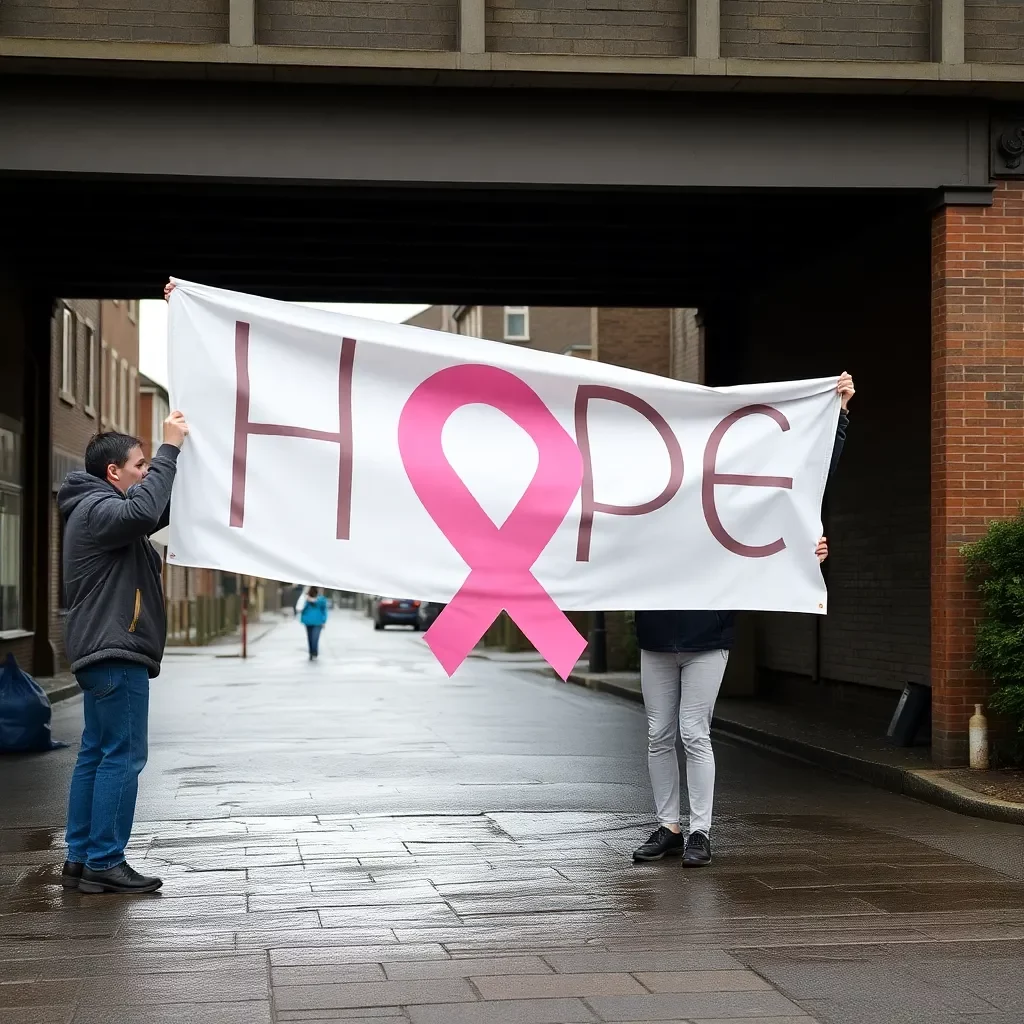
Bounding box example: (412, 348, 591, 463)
(962, 511, 1024, 741)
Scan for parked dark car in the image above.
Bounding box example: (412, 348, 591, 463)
(372, 597, 421, 630)
(416, 602, 446, 630)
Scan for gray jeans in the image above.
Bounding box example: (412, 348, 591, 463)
(640, 648, 729, 836)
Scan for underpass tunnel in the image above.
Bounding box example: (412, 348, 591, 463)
(0, 178, 937, 756)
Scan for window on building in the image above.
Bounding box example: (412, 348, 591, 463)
(128, 367, 138, 434)
(60, 306, 75, 399)
(127, 299, 138, 324)
(457, 307, 483, 338)
(109, 349, 119, 428)
(100, 341, 108, 426)
(504, 306, 529, 341)
(0, 421, 23, 632)
(84, 322, 97, 415)
(119, 359, 128, 432)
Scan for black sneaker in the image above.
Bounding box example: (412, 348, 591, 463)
(682, 831, 712, 867)
(61, 860, 84, 890)
(78, 861, 162, 894)
(632, 826, 686, 862)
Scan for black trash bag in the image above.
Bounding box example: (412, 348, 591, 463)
(0, 653, 67, 752)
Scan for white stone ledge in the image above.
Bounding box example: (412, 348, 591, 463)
(0, 36, 1022, 86)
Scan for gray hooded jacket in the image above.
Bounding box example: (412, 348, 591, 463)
(57, 444, 180, 677)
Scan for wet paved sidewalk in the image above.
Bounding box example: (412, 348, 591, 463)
(3, 612, 1024, 1024)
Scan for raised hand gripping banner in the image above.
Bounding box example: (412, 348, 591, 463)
(167, 280, 841, 679)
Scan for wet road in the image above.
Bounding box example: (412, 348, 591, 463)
(3, 610, 1024, 1024)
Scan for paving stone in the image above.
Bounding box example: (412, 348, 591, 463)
(587, 990, 807, 1020)
(277, 1012, 407, 1022)
(407, 998, 598, 1024)
(544, 950, 746, 973)
(4, 951, 265, 982)
(278, 1018, 408, 1024)
(0, 981, 82, 1008)
(71, 1003, 273, 1024)
(272, 964, 388, 985)
(78, 968, 267, 1005)
(633, 969, 773, 992)
(0, 1008, 76, 1024)
(319, 904, 462, 927)
(270, 944, 448, 967)
(797, 1004, 1010, 1024)
(382, 956, 552, 980)
(273, 978, 476, 1011)
(687, 1019, 815, 1024)
(237, 927, 395, 950)
(471, 972, 646, 999)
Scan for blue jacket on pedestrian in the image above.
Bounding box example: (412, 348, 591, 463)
(300, 595, 328, 627)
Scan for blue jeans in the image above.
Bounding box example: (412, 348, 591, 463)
(65, 660, 150, 870)
(306, 624, 323, 657)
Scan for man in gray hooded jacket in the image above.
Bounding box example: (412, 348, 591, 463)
(57, 412, 188, 893)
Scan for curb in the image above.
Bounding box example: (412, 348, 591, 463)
(44, 682, 81, 706)
(165, 617, 282, 658)
(564, 670, 1024, 827)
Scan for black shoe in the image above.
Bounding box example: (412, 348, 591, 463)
(632, 826, 686, 862)
(682, 831, 712, 867)
(61, 860, 84, 889)
(78, 861, 162, 894)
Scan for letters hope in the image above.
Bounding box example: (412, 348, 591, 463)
(227, 323, 797, 563)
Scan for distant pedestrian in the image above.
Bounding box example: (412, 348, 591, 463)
(59, 411, 190, 894)
(300, 587, 329, 660)
(631, 372, 855, 868)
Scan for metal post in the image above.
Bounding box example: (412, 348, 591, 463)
(589, 611, 607, 674)
(241, 578, 249, 659)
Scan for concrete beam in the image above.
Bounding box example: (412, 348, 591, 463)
(691, 0, 720, 60)
(932, 0, 965, 65)
(0, 78, 993, 192)
(230, 0, 256, 48)
(459, 0, 486, 54)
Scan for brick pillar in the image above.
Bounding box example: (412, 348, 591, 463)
(931, 182, 1024, 765)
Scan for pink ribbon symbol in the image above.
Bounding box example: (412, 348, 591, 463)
(398, 364, 587, 679)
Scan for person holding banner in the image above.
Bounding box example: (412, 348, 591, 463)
(632, 372, 855, 868)
(59, 414, 189, 894)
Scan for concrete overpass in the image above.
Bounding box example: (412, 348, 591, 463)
(1, 0, 1023, 763)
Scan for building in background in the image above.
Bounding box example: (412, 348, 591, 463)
(417, 306, 594, 358)
(48, 299, 140, 672)
(416, 305, 690, 376)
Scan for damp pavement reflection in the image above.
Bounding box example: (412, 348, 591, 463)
(3, 611, 1024, 1024)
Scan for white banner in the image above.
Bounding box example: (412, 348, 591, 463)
(167, 280, 839, 677)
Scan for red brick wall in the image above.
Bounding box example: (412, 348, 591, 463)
(931, 182, 1024, 765)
